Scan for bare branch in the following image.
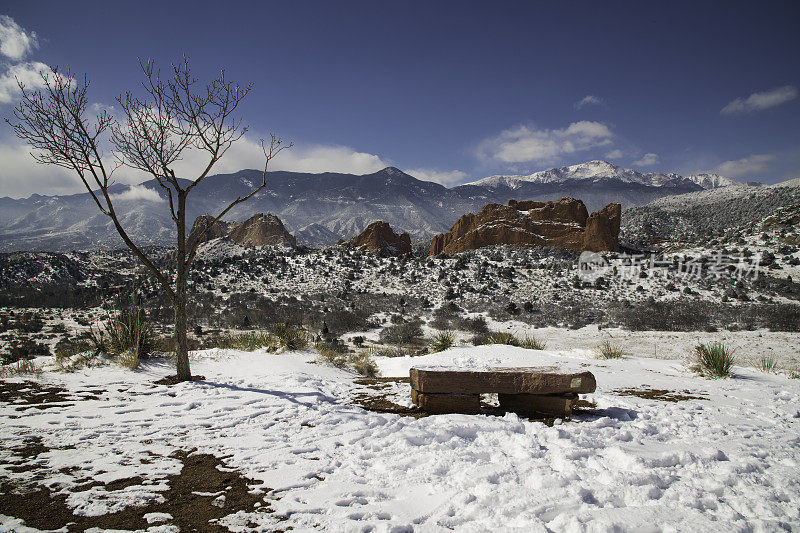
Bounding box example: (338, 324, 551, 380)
(6, 56, 286, 381)
(6, 65, 176, 301)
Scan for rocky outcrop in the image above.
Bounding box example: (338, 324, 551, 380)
(429, 197, 620, 255)
(341, 221, 412, 256)
(763, 204, 800, 228)
(583, 203, 621, 252)
(509, 198, 589, 226)
(187, 213, 296, 250)
(187, 215, 230, 250)
(228, 213, 296, 248)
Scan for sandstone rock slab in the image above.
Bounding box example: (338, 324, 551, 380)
(410, 389, 481, 414)
(409, 367, 596, 395)
(498, 393, 578, 417)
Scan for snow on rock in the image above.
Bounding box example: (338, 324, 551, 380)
(1, 347, 799, 531)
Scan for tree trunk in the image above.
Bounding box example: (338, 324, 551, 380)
(174, 191, 192, 381)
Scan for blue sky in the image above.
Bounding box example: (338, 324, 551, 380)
(0, 0, 798, 196)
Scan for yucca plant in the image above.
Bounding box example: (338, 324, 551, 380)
(314, 343, 347, 368)
(429, 330, 456, 352)
(272, 323, 308, 351)
(90, 294, 156, 368)
(313, 345, 379, 376)
(84, 325, 107, 356)
(348, 351, 379, 377)
(0, 359, 40, 377)
(757, 354, 779, 373)
(207, 331, 279, 352)
(520, 335, 547, 350)
(106, 306, 156, 369)
(786, 360, 800, 379)
(694, 342, 736, 378)
(54, 338, 97, 372)
(368, 346, 409, 358)
(483, 332, 520, 346)
(597, 340, 626, 359)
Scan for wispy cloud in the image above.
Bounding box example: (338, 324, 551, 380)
(0, 15, 38, 60)
(574, 95, 604, 110)
(1, 130, 395, 198)
(0, 137, 86, 198)
(477, 121, 613, 165)
(605, 149, 623, 159)
(110, 185, 164, 203)
(0, 61, 50, 103)
(268, 143, 390, 175)
(632, 153, 659, 167)
(711, 154, 775, 177)
(407, 168, 467, 187)
(721, 85, 798, 115)
(154, 135, 392, 178)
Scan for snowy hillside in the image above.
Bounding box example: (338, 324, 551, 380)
(622, 179, 800, 248)
(469, 160, 738, 190)
(1, 346, 798, 531)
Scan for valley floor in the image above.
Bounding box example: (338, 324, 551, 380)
(1, 345, 799, 531)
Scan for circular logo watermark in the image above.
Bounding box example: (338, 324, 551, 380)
(578, 251, 610, 281)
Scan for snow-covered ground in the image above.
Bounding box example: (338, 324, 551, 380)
(477, 323, 800, 367)
(2, 346, 799, 531)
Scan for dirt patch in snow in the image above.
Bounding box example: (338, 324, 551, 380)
(0, 380, 101, 411)
(352, 376, 428, 418)
(0, 444, 279, 532)
(611, 387, 709, 402)
(154, 374, 208, 386)
(0, 381, 280, 532)
(0, 380, 71, 408)
(351, 391, 428, 417)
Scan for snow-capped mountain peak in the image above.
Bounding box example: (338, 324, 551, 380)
(467, 160, 737, 190)
(683, 173, 738, 189)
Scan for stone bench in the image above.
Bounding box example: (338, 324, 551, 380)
(409, 366, 597, 417)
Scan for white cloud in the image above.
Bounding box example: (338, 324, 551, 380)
(574, 95, 604, 109)
(0, 130, 395, 198)
(0, 61, 50, 103)
(0, 138, 87, 198)
(477, 121, 613, 164)
(721, 85, 798, 115)
(605, 149, 623, 159)
(91, 102, 118, 116)
(0, 15, 37, 60)
(711, 154, 775, 178)
(270, 143, 390, 174)
(632, 153, 659, 166)
(121, 134, 392, 179)
(406, 168, 468, 187)
(110, 185, 164, 203)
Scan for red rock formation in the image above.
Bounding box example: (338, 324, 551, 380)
(510, 198, 589, 226)
(228, 213, 297, 248)
(187, 213, 296, 249)
(430, 197, 620, 255)
(342, 221, 412, 256)
(583, 203, 621, 252)
(186, 215, 231, 251)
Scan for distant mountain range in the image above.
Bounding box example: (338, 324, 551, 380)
(468, 160, 740, 189)
(0, 160, 752, 251)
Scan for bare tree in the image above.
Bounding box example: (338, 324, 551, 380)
(6, 58, 290, 381)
